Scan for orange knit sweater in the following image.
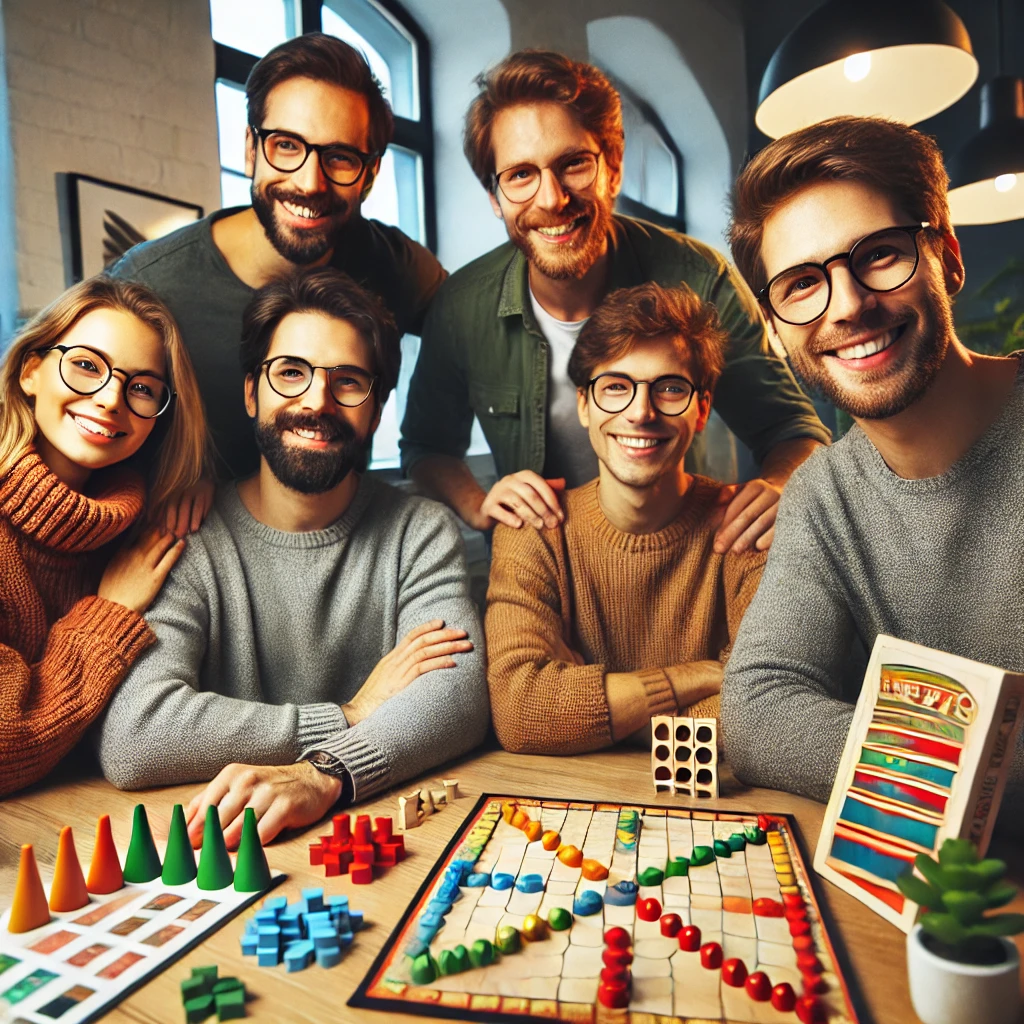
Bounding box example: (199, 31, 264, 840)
(486, 476, 766, 755)
(0, 450, 155, 796)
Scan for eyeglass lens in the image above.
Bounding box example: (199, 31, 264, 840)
(497, 152, 599, 203)
(265, 357, 374, 407)
(591, 374, 696, 416)
(768, 227, 921, 326)
(261, 131, 366, 186)
(59, 346, 169, 418)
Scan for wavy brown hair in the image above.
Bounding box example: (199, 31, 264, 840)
(0, 275, 209, 522)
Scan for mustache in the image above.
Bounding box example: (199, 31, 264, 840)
(266, 183, 347, 220)
(811, 307, 913, 355)
(273, 410, 354, 441)
(520, 195, 594, 230)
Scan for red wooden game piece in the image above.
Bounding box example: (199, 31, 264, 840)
(353, 815, 373, 845)
(375, 847, 397, 868)
(597, 979, 630, 1009)
(602, 947, 633, 968)
(332, 814, 351, 842)
(789, 917, 811, 937)
(699, 942, 722, 970)
(802, 972, 829, 995)
(353, 844, 375, 865)
(797, 952, 823, 974)
(722, 958, 747, 987)
(678, 925, 701, 952)
(771, 982, 797, 1012)
(600, 965, 629, 984)
(636, 897, 661, 922)
(659, 913, 682, 938)
(786, 905, 808, 921)
(745, 971, 772, 1001)
(757, 814, 772, 831)
(752, 897, 785, 917)
(796, 994, 826, 1023)
(373, 816, 392, 842)
(350, 863, 373, 884)
(793, 934, 815, 952)
(604, 926, 631, 949)
(309, 842, 324, 866)
(322, 852, 341, 877)
(782, 892, 805, 908)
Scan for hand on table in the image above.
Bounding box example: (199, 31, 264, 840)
(712, 478, 782, 554)
(476, 471, 565, 531)
(97, 526, 185, 614)
(341, 620, 473, 726)
(164, 478, 215, 539)
(185, 761, 342, 848)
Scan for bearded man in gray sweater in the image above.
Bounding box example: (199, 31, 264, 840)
(722, 116, 1024, 821)
(97, 267, 488, 847)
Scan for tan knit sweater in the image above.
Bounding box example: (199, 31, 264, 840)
(486, 476, 766, 755)
(0, 450, 155, 796)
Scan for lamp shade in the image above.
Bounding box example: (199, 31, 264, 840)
(948, 77, 1024, 224)
(756, 0, 977, 139)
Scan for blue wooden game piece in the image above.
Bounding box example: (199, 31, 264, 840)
(257, 950, 280, 967)
(403, 936, 429, 959)
(326, 894, 349, 911)
(256, 925, 281, 948)
(491, 872, 514, 890)
(350, 909, 364, 930)
(254, 909, 278, 925)
(315, 945, 342, 968)
(515, 873, 544, 893)
(240, 934, 258, 956)
(284, 940, 314, 972)
(573, 890, 603, 916)
(426, 899, 453, 917)
(465, 872, 490, 887)
(305, 911, 331, 930)
(301, 888, 325, 913)
(604, 880, 639, 906)
(263, 896, 287, 913)
(310, 926, 337, 950)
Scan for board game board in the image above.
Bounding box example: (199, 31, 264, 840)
(1, 864, 281, 1024)
(351, 795, 860, 1023)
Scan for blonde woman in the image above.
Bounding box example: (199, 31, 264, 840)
(0, 275, 208, 796)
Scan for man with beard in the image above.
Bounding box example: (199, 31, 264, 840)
(110, 33, 444, 482)
(721, 116, 1024, 821)
(486, 282, 765, 754)
(400, 50, 830, 555)
(97, 268, 488, 845)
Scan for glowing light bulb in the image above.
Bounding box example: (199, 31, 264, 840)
(844, 52, 872, 82)
(994, 174, 1017, 193)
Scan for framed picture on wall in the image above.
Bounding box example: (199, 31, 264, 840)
(57, 173, 204, 285)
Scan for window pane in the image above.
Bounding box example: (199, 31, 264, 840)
(361, 146, 424, 243)
(221, 170, 252, 209)
(321, 6, 392, 110)
(215, 80, 249, 175)
(210, 0, 295, 57)
(620, 94, 679, 218)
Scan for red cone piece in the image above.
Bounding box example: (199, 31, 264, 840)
(8, 845, 50, 933)
(793, 935, 815, 952)
(604, 926, 631, 949)
(782, 892, 805, 908)
(796, 995, 826, 1023)
(802, 972, 829, 995)
(700, 942, 723, 970)
(598, 979, 630, 1009)
(772, 982, 797, 1012)
(789, 918, 811, 937)
(602, 947, 633, 968)
(600, 965, 629, 984)
(722, 958, 747, 987)
(659, 913, 682, 937)
(797, 952, 823, 974)
(49, 827, 89, 912)
(636, 897, 661, 922)
(745, 971, 772, 1001)
(86, 815, 123, 894)
(678, 925, 702, 952)
(753, 897, 785, 917)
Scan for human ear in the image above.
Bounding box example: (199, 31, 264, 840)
(244, 126, 257, 178)
(693, 391, 712, 433)
(488, 188, 504, 220)
(940, 231, 966, 297)
(19, 352, 43, 399)
(576, 388, 590, 429)
(360, 156, 381, 202)
(763, 313, 789, 361)
(606, 159, 623, 200)
(244, 374, 258, 419)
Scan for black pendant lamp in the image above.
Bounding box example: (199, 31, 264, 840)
(948, 1, 1024, 225)
(756, 0, 977, 139)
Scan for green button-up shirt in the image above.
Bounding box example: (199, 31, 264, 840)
(400, 215, 829, 479)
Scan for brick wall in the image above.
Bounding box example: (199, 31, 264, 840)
(3, 0, 222, 317)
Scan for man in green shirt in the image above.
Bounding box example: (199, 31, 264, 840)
(111, 34, 445, 484)
(400, 50, 828, 553)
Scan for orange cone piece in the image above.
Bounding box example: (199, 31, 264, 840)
(8, 844, 50, 933)
(86, 815, 123, 895)
(49, 826, 89, 912)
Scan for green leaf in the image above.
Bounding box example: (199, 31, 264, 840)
(942, 890, 986, 924)
(897, 872, 943, 909)
(915, 854, 949, 891)
(984, 882, 1018, 909)
(975, 859, 1007, 885)
(938, 839, 978, 866)
(971, 913, 1024, 938)
(944, 864, 983, 891)
(920, 911, 967, 945)
(995, 297, 1012, 315)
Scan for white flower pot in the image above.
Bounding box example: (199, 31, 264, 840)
(906, 923, 1021, 1024)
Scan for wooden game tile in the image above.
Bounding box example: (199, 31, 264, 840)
(723, 910, 757, 938)
(469, 995, 502, 1012)
(553, 999, 594, 1023)
(500, 997, 530, 1013)
(722, 895, 753, 914)
(690, 810, 716, 821)
(437, 991, 471, 1010)
(690, 893, 723, 911)
(405, 987, 441, 1004)
(527, 999, 561, 1018)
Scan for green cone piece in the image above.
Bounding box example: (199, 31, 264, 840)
(197, 806, 234, 890)
(665, 855, 689, 877)
(638, 866, 665, 886)
(410, 951, 437, 985)
(547, 907, 572, 931)
(123, 804, 162, 882)
(690, 845, 715, 867)
(439, 945, 470, 975)
(727, 833, 747, 852)
(495, 924, 520, 954)
(713, 839, 732, 859)
(469, 938, 495, 967)
(234, 807, 271, 892)
(162, 804, 197, 885)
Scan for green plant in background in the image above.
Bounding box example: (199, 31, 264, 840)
(897, 838, 1024, 965)
(956, 257, 1024, 356)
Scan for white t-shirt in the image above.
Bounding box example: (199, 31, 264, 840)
(529, 289, 600, 488)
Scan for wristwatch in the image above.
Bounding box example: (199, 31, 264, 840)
(306, 751, 353, 805)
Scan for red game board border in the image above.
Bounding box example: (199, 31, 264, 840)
(349, 794, 866, 1024)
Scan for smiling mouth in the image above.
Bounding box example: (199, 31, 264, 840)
(286, 426, 339, 444)
(828, 325, 905, 361)
(72, 415, 125, 439)
(279, 199, 330, 222)
(612, 435, 667, 451)
(533, 215, 586, 239)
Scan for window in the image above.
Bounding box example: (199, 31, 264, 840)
(209, 0, 434, 469)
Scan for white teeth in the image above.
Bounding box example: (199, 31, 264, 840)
(535, 219, 578, 236)
(292, 428, 325, 440)
(282, 201, 319, 220)
(834, 329, 896, 361)
(74, 415, 117, 438)
(615, 436, 661, 449)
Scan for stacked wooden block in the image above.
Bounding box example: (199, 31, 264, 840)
(651, 715, 719, 798)
(308, 813, 405, 883)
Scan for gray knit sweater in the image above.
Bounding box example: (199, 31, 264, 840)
(96, 476, 489, 799)
(723, 360, 1024, 825)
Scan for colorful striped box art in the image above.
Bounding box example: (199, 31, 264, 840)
(814, 635, 1024, 932)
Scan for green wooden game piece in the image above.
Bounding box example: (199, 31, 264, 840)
(713, 839, 732, 859)
(214, 988, 245, 1021)
(211, 978, 243, 995)
(689, 845, 715, 866)
(547, 907, 572, 931)
(184, 994, 214, 1023)
(468, 938, 494, 968)
(123, 803, 162, 883)
(438, 947, 469, 975)
(727, 833, 747, 852)
(181, 976, 208, 1001)
(410, 952, 437, 985)
(495, 924, 520, 954)
(233, 808, 271, 892)
(638, 866, 665, 886)
(191, 967, 218, 984)
(744, 825, 767, 845)
(197, 806, 234, 890)
(162, 804, 197, 885)
(665, 855, 689, 877)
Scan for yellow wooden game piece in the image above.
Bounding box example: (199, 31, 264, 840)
(776, 872, 796, 887)
(541, 831, 561, 851)
(780, 884, 801, 895)
(521, 914, 547, 941)
(523, 820, 543, 843)
(580, 858, 608, 881)
(510, 808, 530, 831)
(501, 802, 516, 824)
(556, 845, 583, 867)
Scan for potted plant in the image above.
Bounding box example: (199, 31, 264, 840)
(897, 838, 1024, 1024)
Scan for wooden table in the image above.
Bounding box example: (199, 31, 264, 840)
(2, 745, 1022, 1024)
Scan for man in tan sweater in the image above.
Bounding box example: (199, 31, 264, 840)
(486, 282, 766, 754)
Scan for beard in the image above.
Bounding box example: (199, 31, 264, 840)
(784, 284, 954, 421)
(251, 179, 354, 265)
(506, 191, 613, 281)
(254, 407, 369, 494)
